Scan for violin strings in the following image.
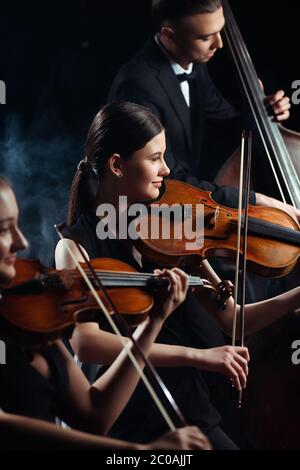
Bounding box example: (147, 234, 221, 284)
(154, 206, 300, 246)
(68, 270, 204, 286)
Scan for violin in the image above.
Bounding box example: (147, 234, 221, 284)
(0, 257, 228, 344)
(135, 179, 300, 278)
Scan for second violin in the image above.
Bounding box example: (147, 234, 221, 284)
(135, 179, 300, 278)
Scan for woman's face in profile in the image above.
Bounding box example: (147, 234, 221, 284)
(0, 186, 28, 285)
(120, 130, 170, 202)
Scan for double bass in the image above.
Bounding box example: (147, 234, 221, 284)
(215, 1, 300, 449)
(215, 0, 300, 209)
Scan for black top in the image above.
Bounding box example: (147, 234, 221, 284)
(0, 338, 69, 423)
(62, 214, 228, 441)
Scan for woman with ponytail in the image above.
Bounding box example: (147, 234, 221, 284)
(55, 102, 300, 450)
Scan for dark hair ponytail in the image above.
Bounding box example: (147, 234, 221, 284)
(67, 160, 99, 226)
(67, 101, 164, 226)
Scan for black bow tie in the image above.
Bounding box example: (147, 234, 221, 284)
(176, 69, 197, 83)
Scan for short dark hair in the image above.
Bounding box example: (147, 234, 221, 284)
(152, 0, 222, 31)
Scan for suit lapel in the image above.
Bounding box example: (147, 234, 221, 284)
(144, 39, 193, 156)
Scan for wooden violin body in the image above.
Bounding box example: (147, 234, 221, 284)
(0, 256, 224, 345)
(135, 179, 300, 277)
(0, 257, 154, 344)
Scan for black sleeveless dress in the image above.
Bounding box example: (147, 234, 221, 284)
(61, 213, 234, 444)
(0, 337, 69, 423)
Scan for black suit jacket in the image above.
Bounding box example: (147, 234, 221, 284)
(108, 38, 255, 207)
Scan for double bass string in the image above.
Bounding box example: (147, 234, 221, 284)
(223, 0, 300, 208)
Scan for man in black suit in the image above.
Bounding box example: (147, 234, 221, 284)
(108, 0, 297, 218)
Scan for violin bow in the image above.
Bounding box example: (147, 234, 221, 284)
(232, 130, 252, 407)
(55, 224, 188, 430)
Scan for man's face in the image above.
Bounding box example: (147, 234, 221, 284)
(170, 7, 225, 64)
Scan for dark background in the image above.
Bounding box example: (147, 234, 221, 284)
(0, 0, 299, 264)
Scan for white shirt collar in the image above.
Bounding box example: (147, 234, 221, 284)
(154, 34, 193, 76)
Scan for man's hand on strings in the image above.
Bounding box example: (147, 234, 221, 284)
(267, 89, 291, 122)
(259, 79, 291, 122)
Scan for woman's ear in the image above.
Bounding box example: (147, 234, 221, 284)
(108, 154, 123, 178)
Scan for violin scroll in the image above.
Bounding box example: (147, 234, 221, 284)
(199, 278, 234, 310)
